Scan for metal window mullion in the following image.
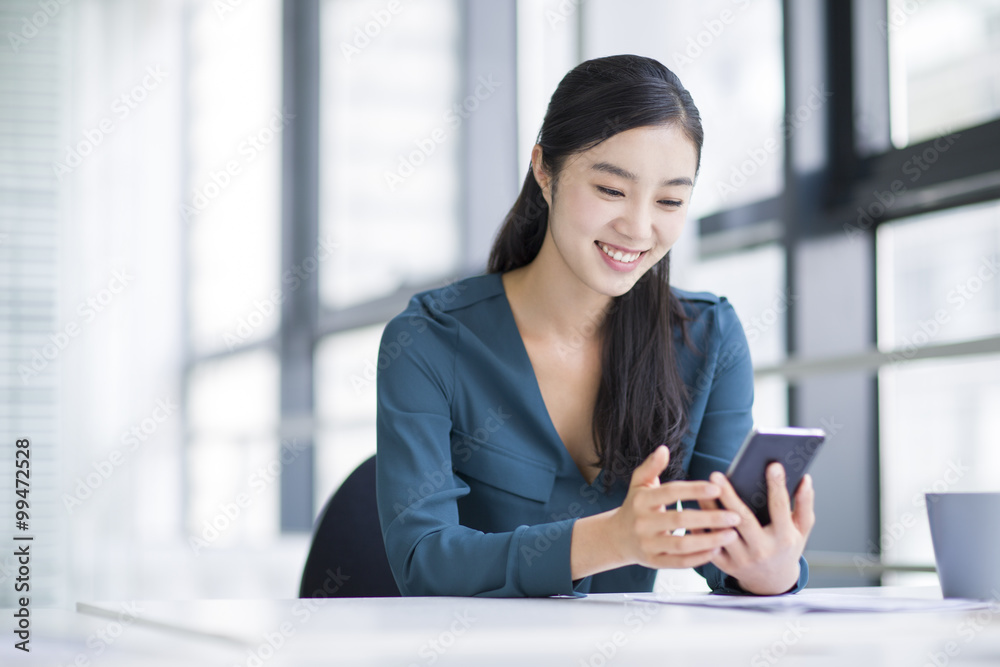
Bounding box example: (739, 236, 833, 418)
(459, 0, 519, 275)
(755, 333, 1000, 380)
(782, 0, 882, 587)
(278, 0, 320, 533)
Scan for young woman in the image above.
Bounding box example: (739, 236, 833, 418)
(375, 54, 814, 597)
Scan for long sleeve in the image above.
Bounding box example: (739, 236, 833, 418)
(375, 302, 578, 597)
(684, 299, 809, 594)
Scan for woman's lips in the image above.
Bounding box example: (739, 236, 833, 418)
(596, 241, 647, 272)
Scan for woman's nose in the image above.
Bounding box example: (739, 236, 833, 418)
(615, 200, 654, 242)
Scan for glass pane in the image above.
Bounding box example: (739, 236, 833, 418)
(314, 325, 383, 505)
(877, 199, 1000, 570)
(752, 376, 789, 429)
(879, 354, 1000, 568)
(876, 200, 1000, 351)
(516, 0, 579, 176)
(187, 349, 279, 437)
(188, 436, 281, 546)
(186, 349, 280, 545)
(315, 426, 378, 511)
(320, 0, 461, 309)
(680, 243, 788, 366)
(678, 243, 788, 427)
(582, 0, 785, 216)
(187, 0, 282, 355)
(315, 324, 383, 425)
(888, 0, 1000, 147)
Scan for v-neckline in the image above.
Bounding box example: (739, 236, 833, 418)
(493, 272, 604, 489)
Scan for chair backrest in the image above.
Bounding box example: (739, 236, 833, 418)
(299, 454, 400, 598)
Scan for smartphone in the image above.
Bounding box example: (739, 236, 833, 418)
(724, 427, 826, 526)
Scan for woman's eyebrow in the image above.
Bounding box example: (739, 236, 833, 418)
(590, 161, 693, 187)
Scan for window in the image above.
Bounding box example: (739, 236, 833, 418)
(888, 0, 1000, 148)
(880, 354, 1000, 576)
(515, 0, 579, 176)
(186, 0, 282, 355)
(187, 350, 280, 544)
(313, 324, 383, 506)
(319, 0, 461, 309)
(877, 200, 1000, 350)
(877, 201, 1000, 573)
(311, 0, 462, 512)
(681, 243, 790, 427)
(184, 0, 283, 551)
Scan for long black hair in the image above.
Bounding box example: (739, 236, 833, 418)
(487, 54, 703, 485)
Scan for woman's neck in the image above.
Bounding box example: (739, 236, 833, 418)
(501, 241, 613, 346)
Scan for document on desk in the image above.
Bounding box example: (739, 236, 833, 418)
(625, 592, 996, 613)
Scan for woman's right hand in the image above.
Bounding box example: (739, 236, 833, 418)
(610, 445, 743, 570)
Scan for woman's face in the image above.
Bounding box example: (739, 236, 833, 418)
(533, 124, 699, 297)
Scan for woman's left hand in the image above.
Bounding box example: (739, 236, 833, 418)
(698, 463, 815, 595)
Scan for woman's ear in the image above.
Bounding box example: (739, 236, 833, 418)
(530, 144, 553, 206)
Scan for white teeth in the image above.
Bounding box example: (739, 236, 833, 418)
(598, 242, 641, 263)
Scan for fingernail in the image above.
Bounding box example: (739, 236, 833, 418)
(769, 465, 783, 479)
(727, 513, 741, 525)
(723, 530, 738, 542)
(710, 472, 724, 484)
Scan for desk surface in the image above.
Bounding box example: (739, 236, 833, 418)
(5, 586, 999, 666)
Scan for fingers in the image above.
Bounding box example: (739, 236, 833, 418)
(699, 469, 814, 593)
(638, 507, 741, 535)
(709, 543, 736, 571)
(639, 481, 723, 511)
(693, 498, 722, 534)
(792, 473, 816, 536)
(649, 548, 723, 570)
(638, 529, 741, 569)
(765, 462, 795, 533)
(630, 445, 669, 490)
(645, 528, 739, 556)
(710, 471, 764, 542)
(673, 508, 742, 532)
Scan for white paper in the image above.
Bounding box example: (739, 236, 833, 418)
(625, 591, 996, 613)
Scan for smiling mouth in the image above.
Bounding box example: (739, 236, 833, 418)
(596, 241, 646, 263)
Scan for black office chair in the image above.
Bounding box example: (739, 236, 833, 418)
(299, 455, 401, 598)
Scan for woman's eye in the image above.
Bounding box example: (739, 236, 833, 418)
(597, 186, 624, 197)
(659, 199, 683, 208)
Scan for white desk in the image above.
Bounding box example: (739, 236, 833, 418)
(6, 587, 999, 666)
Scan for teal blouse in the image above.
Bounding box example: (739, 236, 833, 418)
(375, 272, 808, 597)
